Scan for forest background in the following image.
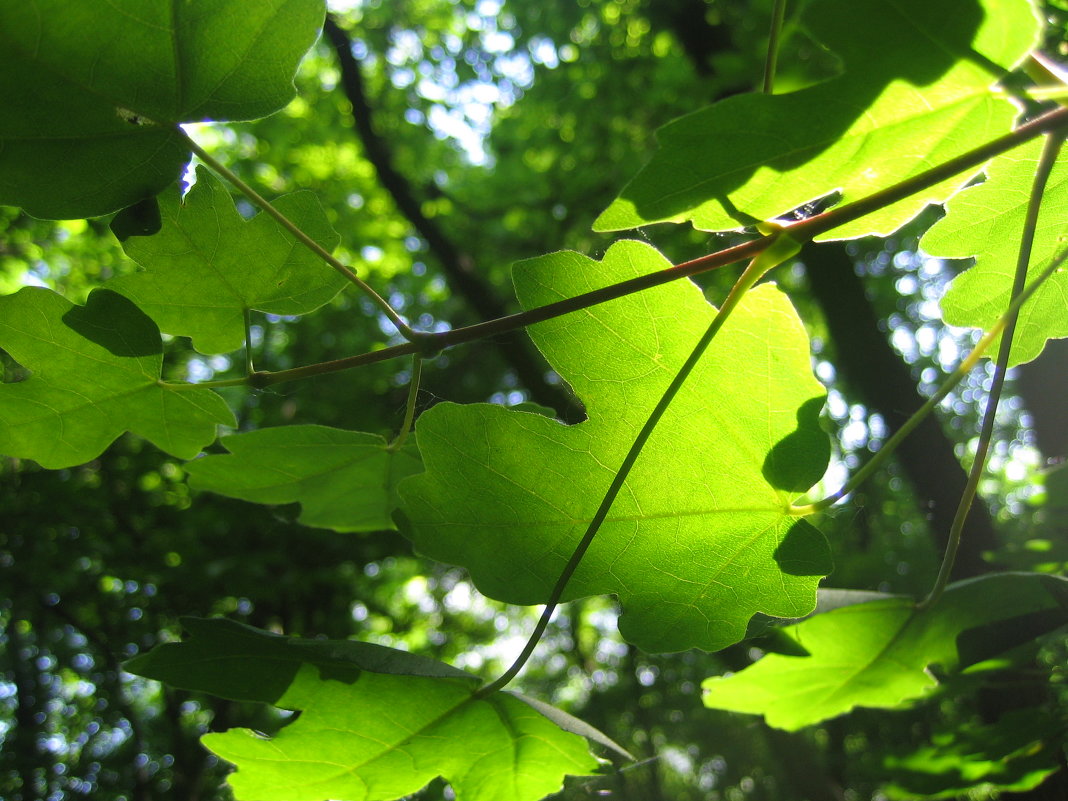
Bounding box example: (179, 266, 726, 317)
(2, 1, 1068, 800)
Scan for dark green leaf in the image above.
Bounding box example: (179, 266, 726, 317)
(185, 425, 422, 532)
(125, 617, 474, 702)
(0, 0, 325, 218)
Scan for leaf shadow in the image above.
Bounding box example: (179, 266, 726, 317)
(61, 289, 159, 357)
(761, 396, 828, 493)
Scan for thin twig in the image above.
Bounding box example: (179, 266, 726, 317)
(179, 130, 417, 340)
(793, 237, 1068, 517)
(920, 133, 1064, 609)
(762, 0, 788, 95)
(388, 355, 422, 452)
(474, 233, 803, 697)
(161, 107, 1068, 392)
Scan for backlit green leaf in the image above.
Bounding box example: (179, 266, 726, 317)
(702, 573, 1068, 730)
(127, 618, 603, 801)
(108, 168, 344, 355)
(921, 138, 1068, 365)
(185, 425, 422, 532)
(0, 0, 325, 218)
(595, 0, 1038, 239)
(0, 287, 234, 468)
(399, 240, 831, 653)
(206, 667, 599, 801)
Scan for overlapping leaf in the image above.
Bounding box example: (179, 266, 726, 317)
(595, 0, 1038, 239)
(921, 138, 1068, 365)
(0, 287, 234, 468)
(702, 573, 1068, 730)
(127, 618, 606, 801)
(107, 168, 344, 355)
(398, 240, 831, 653)
(0, 0, 325, 218)
(186, 425, 422, 532)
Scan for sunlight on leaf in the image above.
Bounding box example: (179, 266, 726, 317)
(922, 137, 1068, 365)
(108, 167, 344, 355)
(399, 240, 831, 653)
(0, 287, 234, 468)
(702, 572, 1068, 730)
(595, 0, 1039, 238)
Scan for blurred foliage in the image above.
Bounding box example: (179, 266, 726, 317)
(2, 1, 1066, 800)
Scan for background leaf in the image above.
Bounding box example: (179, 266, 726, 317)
(108, 167, 344, 355)
(0, 0, 325, 218)
(922, 138, 1068, 365)
(185, 425, 422, 532)
(594, 0, 1038, 238)
(701, 572, 1068, 730)
(399, 240, 831, 653)
(878, 708, 1063, 800)
(0, 287, 233, 468)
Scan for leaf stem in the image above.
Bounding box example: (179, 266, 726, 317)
(919, 133, 1064, 608)
(243, 308, 254, 375)
(474, 233, 804, 698)
(159, 376, 251, 390)
(762, 0, 788, 95)
(388, 355, 422, 452)
(178, 129, 417, 340)
(792, 237, 1068, 517)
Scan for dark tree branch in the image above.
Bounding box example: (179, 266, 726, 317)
(803, 242, 1000, 580)
(322, 16, 581, 419)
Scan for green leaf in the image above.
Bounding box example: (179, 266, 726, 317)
(0, 287, 234, 468)
(879, 709, 1063, 799)
(127, 618, 604, 801)
(701, 572, 1068, 730)
(921, 138, 1068, 365)
(594, 0, 1038, 238)
(107, 168, 344, 355)
(0, 0, 325, 219)
(185, 425, 422, 532)
(399, 240, 831, 653)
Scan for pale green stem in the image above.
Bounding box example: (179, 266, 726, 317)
(919, 133, 1064, 609)
(243, 307, 255, 375)
(792, 239, 1068, 518)
(179, 129, 417, 340)
(159, 376, 250, 390)
(475, 232, 804, 698)
(388, 355, 422, 452)
(762, 0, 788, 95)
